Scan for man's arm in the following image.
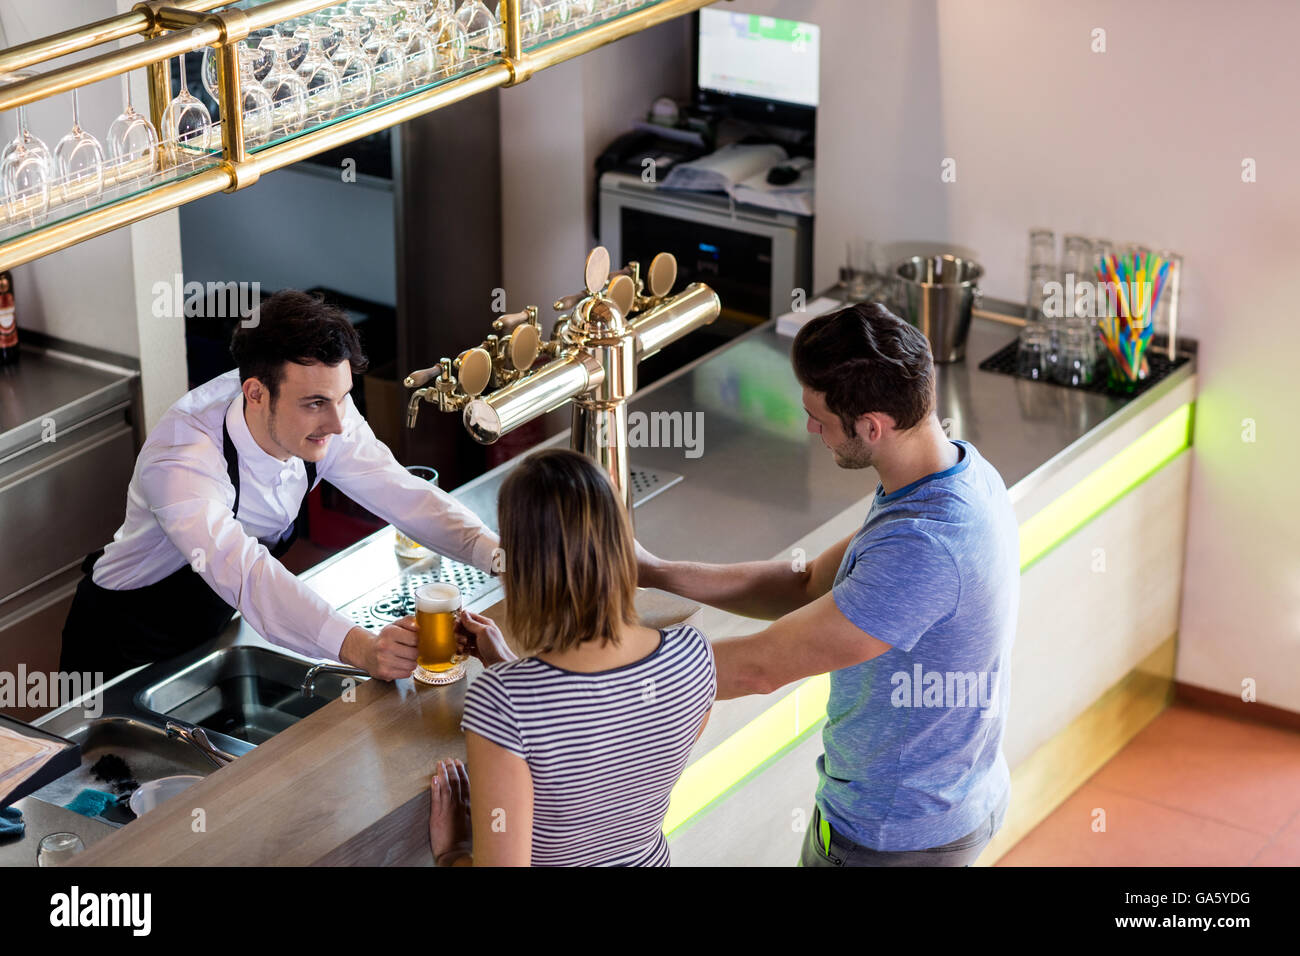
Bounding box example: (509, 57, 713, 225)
(711, 591, 893, 699)
(142, 451, 414, 678)
(320, 404, 500, 573)
(638, 533, 854, 621)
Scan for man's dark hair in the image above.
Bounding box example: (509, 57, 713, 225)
(230, 290, 368, 401)
(791, 301, 935, 434)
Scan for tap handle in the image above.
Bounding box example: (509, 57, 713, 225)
(608, 273, 636, 317)
(647, 252, 677, 298)
(585, 245, 611, 295)
(404, 364, 445, 388)
(455, 347, 493, 396)
(553, 291, 584, 312)
(492, 306, 536, 333)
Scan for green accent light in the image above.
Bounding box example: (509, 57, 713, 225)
(664, 403, 1194, 836)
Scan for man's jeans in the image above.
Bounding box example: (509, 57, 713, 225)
(800, 790, 1010, 867)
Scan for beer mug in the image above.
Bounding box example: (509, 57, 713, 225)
(394, 465, 439, 561)
(414, 582, 467, 684)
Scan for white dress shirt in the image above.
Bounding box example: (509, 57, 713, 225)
(94, 369, 499, 659)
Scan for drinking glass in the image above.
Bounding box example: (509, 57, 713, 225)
(260, 35, 310, 135)
(1015, 324, 1050, 381)
(107, 73, 159, 177)
(203, 39, 274, 100)
(54, 88, 105, 207)
(496, 0, 543, 41)
(295, 24, 345, 123)
(161, 55, 213, 165)
(1051, 322, 1096, 387)
(456, 0, 503, 64)
(393, 1, 438, 89)
(1025, 263, 1057, 325)
(235, 47, 275, 146)
(414, 582, 467, 685)
(429, 3, 468, 76)
(361, 3, 407, 102)
(539, 0, 572, 36)
(394, 466, 440, 559)
(1, 73, 53, 225)
(570, 0, 599, 23)
(330, 15, 376, 110)
(277, 18, 311, 71)
(37, 832, 85, 867)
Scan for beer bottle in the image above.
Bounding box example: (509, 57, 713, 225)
(0, 271, 17, 365)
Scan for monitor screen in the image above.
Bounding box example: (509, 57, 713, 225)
(697, 9, 820, 111)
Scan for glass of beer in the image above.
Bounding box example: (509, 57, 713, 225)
(415, 582, 466, 684)
(394, 466, 440, 561)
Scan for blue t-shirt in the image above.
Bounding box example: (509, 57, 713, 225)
(816, 439, 1019, 851)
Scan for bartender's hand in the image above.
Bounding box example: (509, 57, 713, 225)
(340, 620, 419, 680)
(455, 610, 516, 667)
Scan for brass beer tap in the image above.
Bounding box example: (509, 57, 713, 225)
(403, 246, 720, 512)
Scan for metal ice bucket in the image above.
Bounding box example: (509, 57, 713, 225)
(895, 255, 983, 363)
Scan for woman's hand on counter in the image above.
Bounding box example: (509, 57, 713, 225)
(339, 621, 420, 680)
(456, 610, 517, 667)
(430, 759, 473, 866)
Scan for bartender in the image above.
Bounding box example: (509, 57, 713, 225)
(59, 290, 499, 681)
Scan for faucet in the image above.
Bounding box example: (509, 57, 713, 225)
(404, 247, 720, 513)
(301, 662, 370, 698)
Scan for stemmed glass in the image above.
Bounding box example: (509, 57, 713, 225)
(456, 0, 503, 66)
(234, 46, 275, 146)
(393, 1, 438, 89)
(295, 25, 345, 123)
(496, 0, 543, 42)
(260, 35, 310, 135)
(361, 3, 407, 102)
(202, 38, 274, 102)
(570, 0, 598, 25)
(54, 88, 105, 207)
(107, 73, 159, 180)
(428, 1, 468, 77)
(329, 15, 376, 111)
(161, 54, 213, 166)
(1, 72, 53, 226)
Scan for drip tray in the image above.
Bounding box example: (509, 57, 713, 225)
(339, 464, 682, 630)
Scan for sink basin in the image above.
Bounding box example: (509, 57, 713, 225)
(135, 646, 365, 746)
(26, 716, 221, 821)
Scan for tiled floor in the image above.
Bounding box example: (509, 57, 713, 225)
(996, 703, 1300, 866)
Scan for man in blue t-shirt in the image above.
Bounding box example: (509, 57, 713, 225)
(639, 302, 1019, 866)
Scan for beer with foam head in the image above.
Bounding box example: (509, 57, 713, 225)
(416, 582, 461, 675)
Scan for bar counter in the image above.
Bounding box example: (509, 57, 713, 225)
(61, 311, 1196, 866)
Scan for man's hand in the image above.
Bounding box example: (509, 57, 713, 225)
(634, 539, 665, 590)
(455, 610, 516, 667)
(339, 619, 419, 679)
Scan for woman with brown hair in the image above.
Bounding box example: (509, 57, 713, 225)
(428, 448, 715, 866)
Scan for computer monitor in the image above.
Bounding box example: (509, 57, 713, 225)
(693, 9, 820, 132)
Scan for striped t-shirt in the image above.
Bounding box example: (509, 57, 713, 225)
(459, 623, 716, 866)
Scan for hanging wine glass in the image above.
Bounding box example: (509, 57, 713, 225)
(570, 0, 598, 25)
(235, 46, 275, 146)
(428, 1, 468, 77)
(347, 0, 376, 45)
(0, 73, 52, 226)
(361, 3, 406, 102)
(107, 73, 159, 180)
(202, 38, 273, 100)
(54, 87, 105, 207)
(457, 0, 503, 65)
(309, 8, 345, 60)
(393, 1, 438, 89)
(541, 0, 573, 37)
(496, 0, 544, 42)
(160, 54, 213, 166)
(329, 15, 376, 111)
(295, 24, 345, 123)
(260, 35, 310, 135)
(277, 18, 311, 71)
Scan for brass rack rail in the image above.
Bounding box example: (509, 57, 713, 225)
(0, 0, 715, 271)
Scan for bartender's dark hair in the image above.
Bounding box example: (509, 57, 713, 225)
(230, 290, 368, 402)
(497, 448, 639, 655)
(792, 302, 935, 434)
